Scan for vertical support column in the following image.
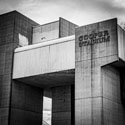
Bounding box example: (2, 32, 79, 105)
(102, 65, 125, 125)
(0, 11, 38, 125)
(75, 58, 102, 125)
(10, 80, 43, 125)
(75, 19, 118, 125)
(0, 12, 16, 125)
(52, 85, 74, 125)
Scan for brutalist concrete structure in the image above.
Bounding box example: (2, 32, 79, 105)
(0, 11, 40, 125)
(0, 10, 125, 125)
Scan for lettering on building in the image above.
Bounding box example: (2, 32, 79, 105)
(79, 30, 110, 47)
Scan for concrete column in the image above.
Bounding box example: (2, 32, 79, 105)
(10, 80, 43, 125)
(75, 18, 124, 125)
(101, 65, 125, 125)
(52, 85, 74, 125)
(0, 11, 38, 125)
(0, 12, 17, 125)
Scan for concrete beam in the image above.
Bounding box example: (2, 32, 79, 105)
(15, 69, 75, 88)
(13, 36, 75, 79)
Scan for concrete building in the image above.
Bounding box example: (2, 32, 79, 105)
(0, 10, 125, 125)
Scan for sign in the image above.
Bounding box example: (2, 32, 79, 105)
(79, 30, 110, 47)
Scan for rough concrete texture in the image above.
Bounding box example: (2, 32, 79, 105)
(0, 11, 38, 125)
(10, 80, 43, 125)
(52, 85, 74, 125)
(75, 18, 125, 125)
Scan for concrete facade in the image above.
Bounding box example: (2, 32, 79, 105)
(52, 85, 74, 125)
(10, 80, 43, 125)
(75, 18, 125, 125)
(0, 11, 125, 125)
(0, 11, 41, 125)
(32, 17, 77, 44)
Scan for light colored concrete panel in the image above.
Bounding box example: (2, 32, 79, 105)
(33, 21, 59, 44)
(75, 18, 118, 62)
(75, 98, 92, 125)
(75, 60, 92, 99)
(75, 97, 102, 125)
(49, 40, 75, 72)
(91, 61, 102, 97)
(13, 46, 49, 78)
(75, 59, 102, 99)
(13, 39, 75, 79)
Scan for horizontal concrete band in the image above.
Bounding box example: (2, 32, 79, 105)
(15, 35, 75, 53)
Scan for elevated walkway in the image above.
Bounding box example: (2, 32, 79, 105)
(13, 35, 75, 87)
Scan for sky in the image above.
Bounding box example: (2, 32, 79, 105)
(1, 0, 125, 26)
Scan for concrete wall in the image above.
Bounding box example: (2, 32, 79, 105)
(75, 18, 121, 125)
(0, 11, 38, 125)
(32, 17, 77, 44)
(102, 65, 125, 125)
(13, 36, 75, 79)
(1, 11, 125, 125)
(59, 18, 78, 38)
(13, 11, 39, 46)
(10, 80, 43, 125)
(33, 21, 59, 44)
(0, 12, 15, 125)
(52, 85, 74, 125)
(118, 25, 125, 61)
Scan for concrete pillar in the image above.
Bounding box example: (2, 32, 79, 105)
(52, 85, 74, 125)
(10, 80, 43, 125)
(75, 18, 125, 125)
(101, 65, 125, 125)
(0, 11, 38, 125)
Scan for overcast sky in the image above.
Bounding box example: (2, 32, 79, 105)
(0, 0, 125, 26)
